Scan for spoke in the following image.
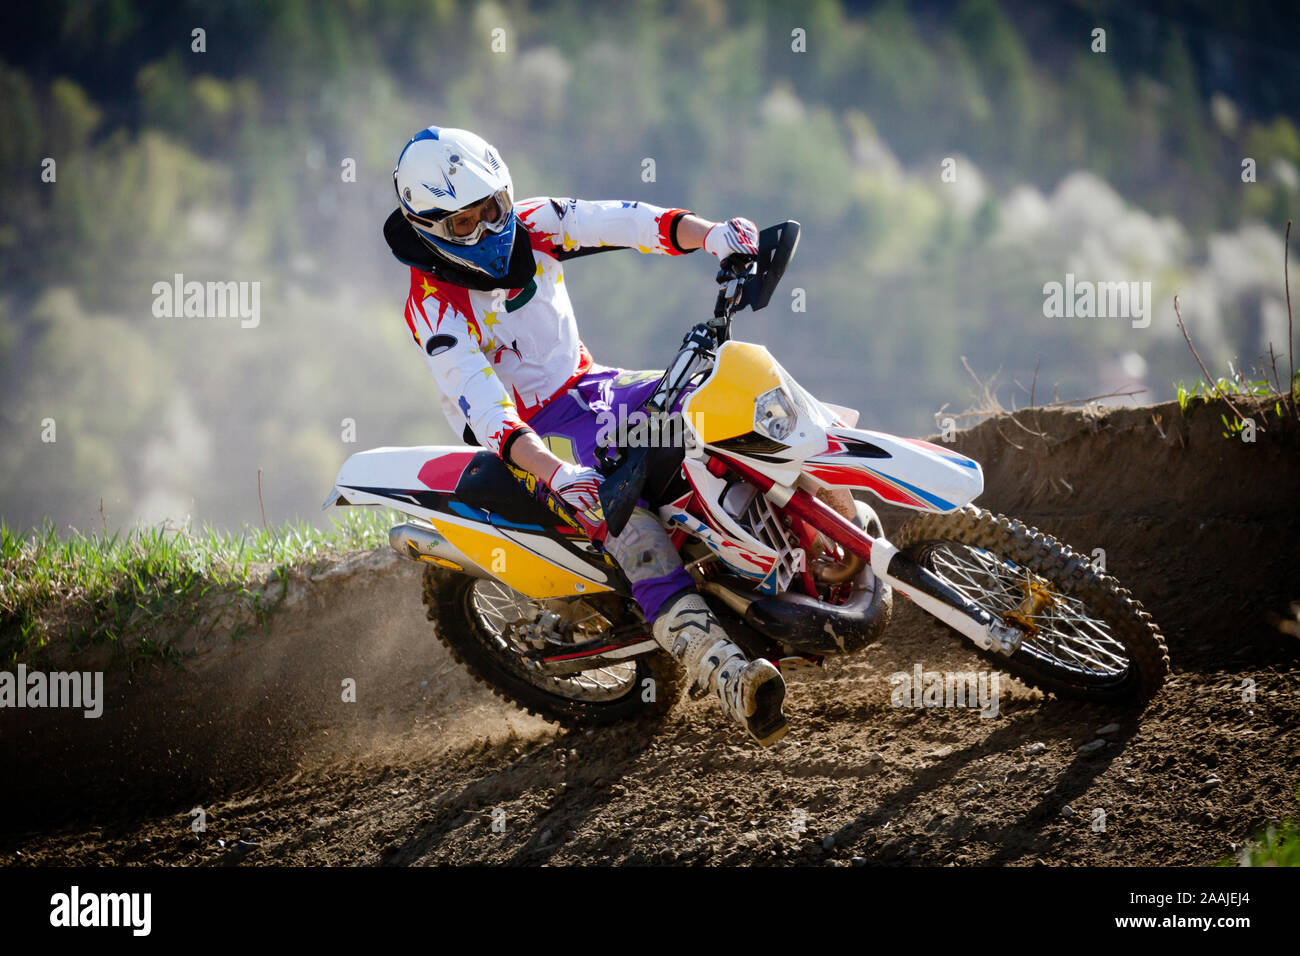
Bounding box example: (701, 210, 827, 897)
(469, 580, 638, 702)
(925, 543, 1130, 680)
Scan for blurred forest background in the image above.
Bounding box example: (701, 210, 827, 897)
(1, 0, 1297, 534)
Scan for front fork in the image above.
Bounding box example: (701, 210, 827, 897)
(716, 455, 1024, 659)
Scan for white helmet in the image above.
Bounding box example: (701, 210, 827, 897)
(393, 126, 517, 281)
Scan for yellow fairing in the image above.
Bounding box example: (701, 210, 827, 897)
(685, 341, 782, 444)
(429, 518, 612, 600)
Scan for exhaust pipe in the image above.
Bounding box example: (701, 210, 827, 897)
(697, 578, 756, 616)
(692, 568, 890, 655)
(813, 551, 864, 584)
(389, 521, 485, 576)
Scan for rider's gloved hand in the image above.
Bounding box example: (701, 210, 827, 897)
(703, 217, 759, 260)
(547, 461, 604, 517)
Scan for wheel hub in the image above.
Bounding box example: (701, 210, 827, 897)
(1003, 574, 1059, 635)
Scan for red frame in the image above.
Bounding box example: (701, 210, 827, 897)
(709, 453, 877, 564)
(585, 452, 879, 595)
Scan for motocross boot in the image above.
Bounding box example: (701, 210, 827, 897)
(652, 590, 789, 747)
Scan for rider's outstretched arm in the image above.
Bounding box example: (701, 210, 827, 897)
(671, 214, 714, 251)
(514, 197, 738, 258)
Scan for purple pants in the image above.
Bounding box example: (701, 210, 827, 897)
(525, 366, 692, 621)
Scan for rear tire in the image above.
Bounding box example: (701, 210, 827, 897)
(422, 567, 683, 729)
(892, 505, 1169, 706)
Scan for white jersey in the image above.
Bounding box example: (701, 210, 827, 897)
(402, 198, 694, 456)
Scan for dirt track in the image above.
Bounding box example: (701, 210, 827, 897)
(3, 399, 1298, 866)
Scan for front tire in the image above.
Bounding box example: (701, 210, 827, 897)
(422, 567, 683, 729)
(892, 506, 1169, 706)
(851, 499, 894, 646)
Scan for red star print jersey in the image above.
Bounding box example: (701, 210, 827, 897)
(402, 198, 694, 456)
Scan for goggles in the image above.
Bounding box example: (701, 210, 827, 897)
(419, 188, 514, 245)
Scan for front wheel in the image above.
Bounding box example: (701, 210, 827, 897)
(422, 567, 683, 729)
(892, 506, 1169, 705)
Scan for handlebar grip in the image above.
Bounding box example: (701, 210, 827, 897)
(716, 253, 757, 284)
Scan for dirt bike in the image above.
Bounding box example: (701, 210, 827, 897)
(323, 221, 1169, 729)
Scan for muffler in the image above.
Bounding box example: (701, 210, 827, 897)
(389, 520, 487, 576)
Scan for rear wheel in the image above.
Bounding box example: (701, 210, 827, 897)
(892, 506, 1168, 705)
(422, 567, 683, 728)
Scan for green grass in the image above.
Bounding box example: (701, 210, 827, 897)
(1175, 366, 1299, 437)
(1175, 372, 1288, 413)
(1238, 820, 1300, 866)
(1221, 787, 1300, 866)
(0, 508, 399, 666)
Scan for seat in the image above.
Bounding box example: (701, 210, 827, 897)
(453, 451, 570, 528)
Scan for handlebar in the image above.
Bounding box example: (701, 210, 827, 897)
(711, 254, 758, 341)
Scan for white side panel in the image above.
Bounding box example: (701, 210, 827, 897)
(334, 445, 475, 490)
(804, 428, 983, 512)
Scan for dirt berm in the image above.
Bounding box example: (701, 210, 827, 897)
(3, 399, 1298, 866)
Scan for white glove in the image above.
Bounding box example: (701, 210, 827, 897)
(703, 217, 759, 260)
(547, 461, 604, 516)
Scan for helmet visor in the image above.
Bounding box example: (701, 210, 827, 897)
(425, 188, 513, 245)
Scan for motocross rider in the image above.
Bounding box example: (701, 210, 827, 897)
(388, 126, 788, 747)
